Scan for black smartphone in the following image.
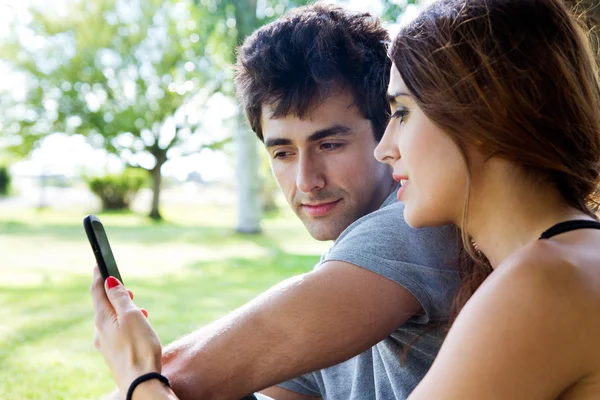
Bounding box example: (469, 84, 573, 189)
(83, 214, 124, 283)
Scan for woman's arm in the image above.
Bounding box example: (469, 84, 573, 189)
(90, 266, 179, 400)
(131, 379, 179, 400)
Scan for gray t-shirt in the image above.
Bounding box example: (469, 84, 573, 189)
(277, 190, 460, 399)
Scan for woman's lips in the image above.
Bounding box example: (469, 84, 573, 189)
(302, 199, 342, 217)
(393, 175, 409, 200)
(392, 173, 408, 183)
(397, 180, 408, 200)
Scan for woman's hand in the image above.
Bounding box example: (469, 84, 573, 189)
(90, 265, 162, 395)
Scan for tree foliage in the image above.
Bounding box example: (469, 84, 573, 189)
(0, 0, 417, 222)
(0, 0, 235, 219)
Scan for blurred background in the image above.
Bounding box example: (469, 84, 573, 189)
(0, 0, 597, 398)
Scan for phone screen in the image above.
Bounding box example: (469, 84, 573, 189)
(84, 215, 123, 283)
(91, 219, 122, 280)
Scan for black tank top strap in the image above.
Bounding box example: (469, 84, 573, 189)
(539, 219, 600, 240)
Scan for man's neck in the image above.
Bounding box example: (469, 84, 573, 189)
(376, 177, 399, 209)
(331, 176, 397, 243)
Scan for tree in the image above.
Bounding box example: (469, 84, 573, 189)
(0, 0, 417, 224)
(219, 0, 315, 233)
(230, 0, 262, 233)
(0, 0, 232, 219)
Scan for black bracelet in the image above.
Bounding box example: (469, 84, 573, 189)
(126, 372, 171, 400)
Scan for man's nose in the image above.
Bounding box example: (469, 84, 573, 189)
(296, 153, 325, 193)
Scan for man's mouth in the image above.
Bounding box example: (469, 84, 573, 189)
(302, 199, 342, 217)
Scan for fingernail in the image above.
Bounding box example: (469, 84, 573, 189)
(106, 276, 121, 289)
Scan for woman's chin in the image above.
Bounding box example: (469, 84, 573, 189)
(403, 205, 444, 229)
(403, 206, 424, 228)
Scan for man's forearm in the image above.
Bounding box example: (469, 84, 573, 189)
(162, 274, 329, 400)
(161, 263, 421, 400)
(161, 305, 274, 400)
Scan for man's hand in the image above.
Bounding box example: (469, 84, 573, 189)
(160, 261, 421, 400)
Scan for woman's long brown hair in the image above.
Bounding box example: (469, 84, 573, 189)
(391, 0, 600, 323)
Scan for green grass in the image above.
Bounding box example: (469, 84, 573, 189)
(0, 204, 328, 399)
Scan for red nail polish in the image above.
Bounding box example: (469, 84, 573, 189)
(106, 276, 120, 289)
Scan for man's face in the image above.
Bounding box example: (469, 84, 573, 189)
(261, 91, 393, 241)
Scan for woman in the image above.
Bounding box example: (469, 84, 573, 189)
(374, 0, 600, 398)
(91, 0, 600, 398)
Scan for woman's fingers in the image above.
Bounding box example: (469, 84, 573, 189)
(91, 265, 113, 323)
(104, 277, 136, 315)
(91, 266, 147, 325)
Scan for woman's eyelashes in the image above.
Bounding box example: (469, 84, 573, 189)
(391, 106, 409, 122)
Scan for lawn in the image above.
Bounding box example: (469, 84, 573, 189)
(0, 204, 327, 399)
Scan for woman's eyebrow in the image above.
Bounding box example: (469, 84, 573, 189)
(387, 92, 411, 103)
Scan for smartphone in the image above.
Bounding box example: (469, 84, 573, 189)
(83, 214, 124, 283)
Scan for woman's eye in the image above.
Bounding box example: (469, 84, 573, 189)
(391, 108, 409, 122)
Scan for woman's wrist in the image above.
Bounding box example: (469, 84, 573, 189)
(131, 377, 177, 400)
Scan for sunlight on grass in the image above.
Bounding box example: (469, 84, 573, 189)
(0, 204, 328, 399)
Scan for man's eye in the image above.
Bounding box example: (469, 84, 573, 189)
(321, 143, 344, 150)
(273, 151, 292, 159)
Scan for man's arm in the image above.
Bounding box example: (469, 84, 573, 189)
(259, 386, 320, 400)
(161, 260, 422, 400)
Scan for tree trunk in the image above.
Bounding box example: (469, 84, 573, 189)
(148, 153, 166, 220)
(234, 0, 262, 234)
(234, 108, 262, 233)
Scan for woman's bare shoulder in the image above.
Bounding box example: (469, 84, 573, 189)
(499, 235, 600, 302)
(409, 237, 600, 399)
(479, 237, 600, 363)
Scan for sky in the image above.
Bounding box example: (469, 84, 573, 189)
(0, 0, 429, 182)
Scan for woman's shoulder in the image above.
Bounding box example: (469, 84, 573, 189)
(487, 237, 600, 317)
(474, 237, 600, 364)
(428, 237, 600, 398)
(498, 234, 600, 302)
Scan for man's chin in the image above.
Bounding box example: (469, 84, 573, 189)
(301, 218, 345, 241)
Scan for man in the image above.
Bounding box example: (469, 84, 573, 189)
(119, 4, 460, 399)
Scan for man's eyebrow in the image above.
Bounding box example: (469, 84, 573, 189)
(307, 125, 352, 143)
(264, 125, 352, 149)
(387, 92, 411, 103)
(265, 137, 292, 148)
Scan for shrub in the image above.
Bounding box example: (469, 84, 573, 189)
(86, 168, 148, 211)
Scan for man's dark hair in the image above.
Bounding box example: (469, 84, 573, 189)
(235, 3, 391, 141)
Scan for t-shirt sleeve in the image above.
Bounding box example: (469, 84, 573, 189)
(276, 372, 321, 396)
(320, 201, 460, 323)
